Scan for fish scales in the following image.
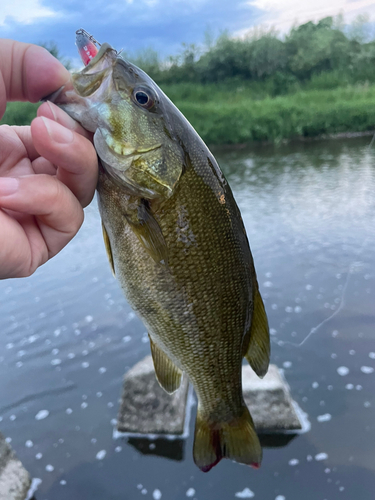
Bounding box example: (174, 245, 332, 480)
(48, 35, 270, 472)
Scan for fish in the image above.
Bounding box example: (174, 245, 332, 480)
(47, 31, 270, 472)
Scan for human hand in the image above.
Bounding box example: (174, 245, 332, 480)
(0, 39, 98, 279)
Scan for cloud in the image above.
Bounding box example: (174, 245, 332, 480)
(245, 0, 375, 33)
(0, 0, 58, 26)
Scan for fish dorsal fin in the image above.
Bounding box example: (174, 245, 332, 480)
(244, 288, 270, 378)
(149, 335, 183, 394)
(126, 201, 169, 266)
(102, 222, 115, 276)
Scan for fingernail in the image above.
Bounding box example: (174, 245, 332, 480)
(46, 101, 58, 121)
(0, 177, 19, 196)
(41, 116, 74, 144)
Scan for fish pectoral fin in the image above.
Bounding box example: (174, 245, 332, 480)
(126, 201, 168, 266)
(193, 404, 262, 472)
(244, 288, 270, 378)
(149, 336, 182, 394)
(102, 222, 115, 276)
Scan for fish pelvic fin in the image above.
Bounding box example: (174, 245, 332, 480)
(102, 222, 115, 276)
(193, 404, 262, 473)
(149, 336, 183, 394)
(244, 287, 270, 378)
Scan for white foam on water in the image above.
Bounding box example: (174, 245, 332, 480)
(288, 459, 299, 466)
(235, 487, 255, 498)
(337, 366, 349, 376)
(317, 414, 332, 422)
(35, 410, 49, 420)
(315, 453, 328, 461)
(96, 450, 106, 460)
(360, 366, 374, 374)
(153, 489, 162, 500)
(186, 488, 196, 497)
(25, 478, 42, 500)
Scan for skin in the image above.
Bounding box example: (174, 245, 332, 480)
(0, 39, 98, 279)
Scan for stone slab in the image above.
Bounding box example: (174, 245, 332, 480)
(117, 357, 305, 436)
(243, 364, 303, 432)
(0, 432, 31, 500)
(117, 355, 190, 435)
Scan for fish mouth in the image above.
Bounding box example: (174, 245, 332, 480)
(99, 127, 161, 158)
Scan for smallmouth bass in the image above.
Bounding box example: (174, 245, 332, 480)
(48, 32, 270, 472)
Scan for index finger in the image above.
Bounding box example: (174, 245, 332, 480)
(0, 39, 70, 118)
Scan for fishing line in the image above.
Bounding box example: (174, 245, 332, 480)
(279, 237, 369, 348)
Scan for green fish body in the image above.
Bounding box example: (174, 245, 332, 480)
(49, 42, 270, 472)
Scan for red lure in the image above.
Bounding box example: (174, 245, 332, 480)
(75, 28, 100, 66)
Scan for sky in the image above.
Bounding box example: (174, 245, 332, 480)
(1, 0, 375, 64)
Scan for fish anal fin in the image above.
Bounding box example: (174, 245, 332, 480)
(102, 222, 115, 276)
(193, 405, 262, 472)
(149, 336, 182, 394)
(244, 288, 270, 378)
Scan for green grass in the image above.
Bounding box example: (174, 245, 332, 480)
(2, 84, 375, 145)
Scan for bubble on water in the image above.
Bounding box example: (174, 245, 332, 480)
(271, 304, 278, 310)
(312, 382, 319, 389)
(81, 402, 88, 409)
(364, 401, 371, 407)
(35, 410, 49, 420)
(305, 284, 313, 290)
(356, 385, 363, 390)
(54, 329, 61, 337)
(115, 446, 122, 452)
(81, 362, 89, 368)
(35, 453, 42, 459)
(17, 350, 26, 357)
(9, 414, 16, 421)
(294, 306, 302, 313)
(122, 336, 132, 343)
(52, 348, 59, 355)
(141, 489, 147, 495)
(275, 496, 286, 500)
(186, 488, 196, 497)
(6, 343, 14, 349)
(60, 480, 67, 485)
(96, 450, 106, 460)
(235, 488, 255, 498)
(306, 455, 313, 461)
(153, 489, 162, 500)
(349, 350, 356, 355)
(360, 366, 374, 374)
(85, 315, 93, 322)
(317, 414, 332, 422)
(111, 419, 117, 426)
(99, 367, 107, 374)
(16, 362, 23, 368)
(51, 359, 61, 366)
(96, 392, 103, 398)
(45, 464, 54, 472)
(25, 440, 33, 448)
(66, 408, 73, 414)
(315, 453, 328, 461)
(67, 353, 75, 359)
(345, 384, 354, 390)
(331, 353, 337, 359)
(137, 484, 143, 490)
(288, 459, 299, 466)
(263, 281, 273, 288)
(332, 330, 339, 338)
(283, 361, 292, 368)
(369, 352, 375, 359)
(285, 306, 293, 313)
(270, 328, 277, 336)
(5, 437, 11, 443)
(337, 367, 349, 376)
(107, 402, 114, 408)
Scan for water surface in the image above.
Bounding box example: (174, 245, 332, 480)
(1, 137, 374, 500)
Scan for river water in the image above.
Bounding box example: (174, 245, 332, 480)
(1, 137, 374, 500)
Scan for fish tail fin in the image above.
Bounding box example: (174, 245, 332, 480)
(193, 404, 262, 472)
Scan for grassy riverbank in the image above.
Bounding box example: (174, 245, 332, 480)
(3, 82, 375, 145)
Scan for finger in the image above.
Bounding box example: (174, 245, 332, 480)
(0, 175, 84, 274)
(0, 40, 70, 118)
(31, 116, 98, 207)
(32, 156, 57, 175)
(11, 125, 40, 162)
(38, 101, 93, 141)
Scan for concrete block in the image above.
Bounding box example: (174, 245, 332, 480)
(243, 364, 303, 432)
(117, 355, 190, 435)
(117, 357, 306, 437)
(0, 432, 31, 500)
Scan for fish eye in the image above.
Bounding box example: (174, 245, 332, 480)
(133, 87, 155, 110)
